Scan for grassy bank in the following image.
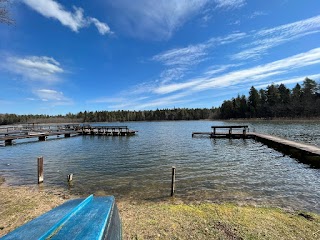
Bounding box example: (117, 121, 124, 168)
(118, 200, 320, 240)
(1, 184, 319, 239)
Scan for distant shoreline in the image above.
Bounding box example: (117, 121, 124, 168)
(1, 117, 320, 127)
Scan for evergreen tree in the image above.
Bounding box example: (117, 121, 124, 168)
(248, 86, 260, 117)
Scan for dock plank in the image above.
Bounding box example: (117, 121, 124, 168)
(249, 132, 320, 156)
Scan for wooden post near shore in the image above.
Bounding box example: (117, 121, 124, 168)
(171, 166, 176, 196)
(37, 156, 44, 184)
(67, 174, 73, 182)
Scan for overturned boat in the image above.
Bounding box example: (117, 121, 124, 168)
(2, 195, 121, 240)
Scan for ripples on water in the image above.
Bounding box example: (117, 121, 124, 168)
(0, 121, 319, 213)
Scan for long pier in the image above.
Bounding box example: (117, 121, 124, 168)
(192, 125, 320, 168)
(0, 124, 137, 146)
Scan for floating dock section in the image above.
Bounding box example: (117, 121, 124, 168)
(77, 125, 137, 136)
(192, 125, 320, 168)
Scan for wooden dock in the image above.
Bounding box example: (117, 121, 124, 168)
(77, 125, 137, 136)
(192, 125, 320, 168)
(249, 132, 320, 167)
(0, 124, 137, 146)
(192, 125, 249, 138)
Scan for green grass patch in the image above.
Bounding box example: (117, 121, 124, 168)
(119, 201, 320, 240)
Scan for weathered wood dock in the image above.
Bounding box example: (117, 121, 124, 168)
(0, 124, 137, 146)
(250, 132, 320, 167)
(192, 125, 249, 138)
(77, 125, 137, 136)
(192, 125, 320, 168)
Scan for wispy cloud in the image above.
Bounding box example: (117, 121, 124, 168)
(100, 48, 320, 110)
(105, 0, 246, 40)
(204, 64, 242, 76)
(232, 15, 320, 60)
(154, 79, 202, 94)
(158, 68, 187, 84)
(248, 11, 267, 19)
(4, 55, 63, 81)
(89, 18, 111, 35)
(153, 33, 246, 67)
(33, 89, 72, 105)
(254, 74, 320, 89)
(214, 0, 246, 10)
(109, 92, 190, 110)
(152, 33, 246, 84)
(154, 47, 320, 94)
(152, 44, 209, 67)
(106, 0, 210, 40)
(22, 0, 111, 35)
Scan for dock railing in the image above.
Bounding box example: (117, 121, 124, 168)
(211, 125, 249, 136)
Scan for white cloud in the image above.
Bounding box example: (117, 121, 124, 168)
(157, 67, 187, 84)
(152, 44, 209, 66)
(33, 89, 72, 105)
(232, 15, 320, 60)
(254, 74, 320, 89)
(214, 0, 246, 10)
(248, 11, 267, 19)
(196, 48, 320, 90)
(153, 33, 245, 67)
(22, 0, 111, 35)
(154, 79, 202, 94)
(152, 33, 246, 85)
(89, 18, 111, 35)
(153, 48, 320, 94)
(204, 64, 242, 76)
(106, 0, 210, 40)
(34, 89, 64, 101)
(109, 92, 190, 110)
(94, 49, 320, 110)
(5, 55, 63, 81)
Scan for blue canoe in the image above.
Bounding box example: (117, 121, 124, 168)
(1, 195, 121, 240)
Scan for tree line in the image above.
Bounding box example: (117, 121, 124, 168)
(0, 108, 218, 125)
(219, 78, 320, 119)
(0, 78, 319, 125)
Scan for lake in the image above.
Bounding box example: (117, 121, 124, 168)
(1, 120, 320, 213)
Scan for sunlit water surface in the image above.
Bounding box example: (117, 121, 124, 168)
(1, 121, 319, 213)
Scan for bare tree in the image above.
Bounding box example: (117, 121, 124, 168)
(0, 0, 13, 24)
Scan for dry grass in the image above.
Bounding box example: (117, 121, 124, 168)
(118, 200, 320, 240)
(1, 182, 319, 240)
(0, 184, 68, 237)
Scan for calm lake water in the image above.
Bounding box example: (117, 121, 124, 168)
(1, 120, 320, 213)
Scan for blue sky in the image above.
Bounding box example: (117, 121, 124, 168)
(1, 0, 320, 115)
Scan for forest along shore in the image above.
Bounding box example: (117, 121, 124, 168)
(1, 180, 320, 240)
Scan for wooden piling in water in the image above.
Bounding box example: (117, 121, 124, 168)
(67, 173, 73, 182)
(171, 166, 176, 196)
(37, 156, 44, 184)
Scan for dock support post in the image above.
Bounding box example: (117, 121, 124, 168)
(37, 156, 44, 184)
(38, 136, 46, 141)
(5, 139, 13, 145)
(171, 166, 176, 196)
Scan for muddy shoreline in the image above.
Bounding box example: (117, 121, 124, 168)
(1, 178, 320, 239)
